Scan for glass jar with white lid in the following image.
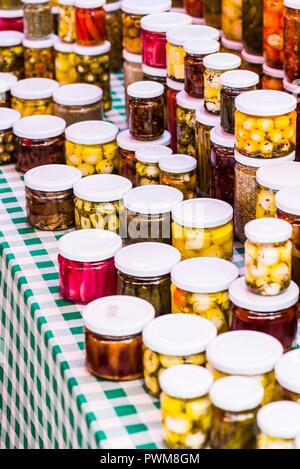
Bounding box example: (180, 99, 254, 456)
(0, 107, 20, 164)
(11, 77, 59, 116)
(257, 401, 300, 449)
(159, 154, 197, 200)
(115, 242, 181, 317)
(210, 376, 264, 449)
(0, 73, 18, 108)
(23, 35, 55, 79)
(0, 30, 23, 79)
(22, 0, 53, 40)
(275, 350, 300, 403)
(176, 91, 202, 157)
(171, 257, 238, 332)
(206, 330, 284, 404)
(135, 144, 172, 186)
(160, 364, 213, 449)
(143, 313, 216, 396)
(54, 39, 77, 85)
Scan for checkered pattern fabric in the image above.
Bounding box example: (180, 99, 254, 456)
(0, 72, 298, 449)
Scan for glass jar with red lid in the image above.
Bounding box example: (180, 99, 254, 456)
(283, 0, 300, 83)
(262, 64, 284, 91)
(283, 78, 300, 162)
(0, 8, 23, 31)
(167, 78, 184, 153)
(264, 0, 284, 69)
(210, 126, 235, 207)
(75, 0, 106, 46)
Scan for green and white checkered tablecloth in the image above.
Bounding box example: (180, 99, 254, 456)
(0, 72, 297, 449)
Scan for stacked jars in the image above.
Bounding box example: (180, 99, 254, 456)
(283, 0, 300, 85)
(22, 0, 53, 40)
(75, 0, 106, 47)
(58, 0, 76, 44)
(0, 30, 24, 79)
(176, 91, 202, 157)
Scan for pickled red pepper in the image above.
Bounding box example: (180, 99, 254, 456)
(75, 1, 106, 47)
(264, 0, 284, 69)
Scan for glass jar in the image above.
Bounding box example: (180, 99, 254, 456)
(222, 0, 242, 41)
(0, 72, 17, 108)
(160, 365, 213, 449)
(262, 64, 284, 91)
(206, 330, 284, 405)
(203, 53, 241, 114)
(23, 0, 53, 40)
(73, 174, 131, 232)
(58, 0, 76, 43)
(172, 198, 234, 260)
(283, 0, 300, 83)
(23, 36, 55, 79)
(25, 164, 81, 230)
(0, 0, 22, 7)
(241, 49, 264, 85)
(159, 154, 197, 199)
(122, 185, 183, 245)
(220, 70, 259, 134)
(210, 376, 264, 449)
(220, 36, 243, 57)
(210, 126, 235, 207)
(167, 79, 184, 153)
(275, 350, 300, 402)
(184, 0, 203, 18)
(257, 401, 300, 448)
(242, 0, 263, 56)
(283, 78, 300, 162)
(142, 65, 167, 129)
(235, 90, 297, 158)
(13, 115, 65, 172)
(53, 83, 102, 126)
(184, 39, 220, 99)
(0, 8, 23, 31)
(203, 0, 221, 28)
(123, 50, 143, 118)
(104, 1, 122, 71)
(128, 81, 165, 141)
(264, 0, 284, 69)
(0, 31, 24, 79)
(74, 41, 112, 111)
(11, 77, 59, 116)
(195, 106, 220, 197)
(116, 242, 180, 318)
(176, 91, 202, 157)
(166, 24, 219, 83)
(75, 0, 106, 47)
(136, 144, 172, 186)
(171, 257, 238, 332)
(54, 39, 77, 85)
(84, 295, 155, 380)
(229, 277, 299, 351)
(0, 108, 20, 164)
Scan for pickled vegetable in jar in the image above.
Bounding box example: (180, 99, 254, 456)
(0, 72, 17, 108)
(116, 242, 180, 318)
(283, 0, 300, 83)
(241, 49, 264, 86)
(104, 0, 122, 71)
(206, 330, 284, 404)
(220, 36, 243, 57)
(0, 30, 24, 79)
(257, 401, 300, 448)
(0, 0, 22, 8)
(264, 0, 284, 69)
(73, 174, 131, 232)
(25, 164, 81, 231)
(123, 50, 143, 118)
(229, 277, 299, 351)
(262, 64, 284, 91)
(203, 53, 241, 115)
(136, 144, 172, 186)
(58, 0, 76, 43)
(167, 78, 184, 153)
(283, 78, 300, 162)
(275, 350, 300, 402)
(23, 36, 55, 79)
(11, 77, 59, 117)
(160, 365, 213, 449)
(222, 0, 242, 41)
(159, 154, 197, 199)
(58, 230, 122, 304)
(75, 0, 106, 47)
(210, 126, 235, 207)
(172, 198, 234, 260)
(22, 0, 53, 40)
(203, 0, 221, 28)
(195, 105, 220, 197)
(122, 185, 183, 245)
(172, 0, 183, 7)
(142, 65, 167, 129)
(128, 81, 165, 141)
(176, 91, 202, 157)
(235, 90, 297, 158)
(184, 39, 220, 99)
(242, 0, 263, 56)
(54, 39, 77, 85)
(171, 257, 238, 332)
(0, 107, 20, 164)
(0, 8, 23, 31)
(184, 0, 203, 18)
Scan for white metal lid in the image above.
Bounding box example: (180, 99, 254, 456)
(245, 218, 292, 243)
(0, 72, 17, 93)
(184, 39, 220, 55)
(127, 80, 164, 98)
(54, 38, 74, 53)
(276, 186, 300, 216)
(283, 77, 300, 95)
(121, 0, 172, 15)
(257, 401, 300, 439)
(171, 197, 233, 228)
(241, 49, 264, 64)
(122, 49, 142, 63)
(117, 129, 170, 151)
(171, 257, 239, 293)
(11, 77, 59, 100)
(263, 64, 284, 79)
(167, 24, 219, 46)
(0, 30, 23, 47)
(196, 105, 220, 126)
(176, 91, 203, 110)
(73, 174, 132, 202)
(115, 242, 181, 277)
(159, 154, 197, 173)
(235, 90, 297, 116)
(275, 350, 300, 394)
(210, 126, 235, 148)
(234, 149, 295, 168)
(53, 83, 102, 106)
(74, 41, 111, 56)
(13, 115, 66, 139)
(220, 69, 259, 88)
(221, 36, 243, 51)
(58, 229, 122, 262)
(256, 161, 300, 191)
(83, 295, 155, 336)
(65, 120, 118, 145)
(24, 164, 81, 192)
(209, 376, 264, 412)
(142, 64, 167, 78)
(229, 277, 299, 312)
(0, 8, 23, 17)
(159, 364, 213, 399)
(123, 184, 183, 214)
(283, 0, 300, 8)
(203, 52, 241, 71)
(74, 0, 105, 8)
(143, 313, 217, 355)
(23, 35, 55, 49)
(206, 330, 283, 375)
(141, 11, 191, 33)
(166, 77, 184, 91)
(104, 1, 121, 12)
(136, 144, 172, 163)
(0, 107, 20, 131)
